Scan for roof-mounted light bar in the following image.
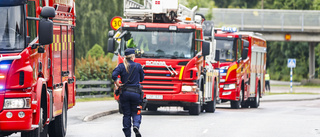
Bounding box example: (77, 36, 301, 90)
(221, 26, 238, 33)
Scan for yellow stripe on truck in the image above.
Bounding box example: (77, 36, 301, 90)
(225, 64, 238, 81)
(179, 66, 185, 80)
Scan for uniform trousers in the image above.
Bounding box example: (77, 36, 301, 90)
(120, 91, 142, 137)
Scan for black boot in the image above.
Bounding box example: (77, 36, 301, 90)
(133, 126, 141, 137)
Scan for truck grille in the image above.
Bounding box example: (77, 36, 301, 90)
(143, 67, 176, 71)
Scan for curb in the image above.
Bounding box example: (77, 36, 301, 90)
(83, 109, 119, 122)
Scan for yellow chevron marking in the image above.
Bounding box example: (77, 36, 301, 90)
(226, 64, 238, 81)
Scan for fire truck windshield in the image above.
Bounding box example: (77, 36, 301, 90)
(0, 5, 25, 53)
(120, 31, 195, 59)
(216, 39, 236, 62)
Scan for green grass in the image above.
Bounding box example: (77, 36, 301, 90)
(76, 96, 115, 102)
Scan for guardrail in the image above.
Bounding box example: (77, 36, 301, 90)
(198, 8, 320, 32)
(76, 80, 112, 98)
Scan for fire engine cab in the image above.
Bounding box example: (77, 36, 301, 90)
(215, 27, 267, 109)
(108, 0, 220, 115)
(0, 0, 76, 136)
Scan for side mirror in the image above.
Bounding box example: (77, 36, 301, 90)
(215, 50, 220, 61)
(40, 7, 56, 19)
(242, 48, 248, 60)
(107, 38, 115, 53)
(202, 41, 210, 57)
(108, 30, 114, 38)
(38, 19, 53, 45)
(243, 39, 249, 48)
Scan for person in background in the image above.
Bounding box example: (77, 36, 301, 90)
(112, 48, 145, 137)
(265, 73, 270, 92)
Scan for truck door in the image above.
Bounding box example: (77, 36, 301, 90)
(67, 26, 75, 103)
(53, 26, 61, 88)
(61, 26, 68, 82)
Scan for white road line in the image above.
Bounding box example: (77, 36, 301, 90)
(203, 129, 208, 134)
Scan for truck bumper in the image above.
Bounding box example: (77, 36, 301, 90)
(219, 88, 238, 101)
(0, 109, 33, 131)
(145, 92, 199, 106)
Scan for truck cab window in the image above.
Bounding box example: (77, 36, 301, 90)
(120, 30, 195, 59)
(0, 5, 25, 52)
(216, 38, 236, 62)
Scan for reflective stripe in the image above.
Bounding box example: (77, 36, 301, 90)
(265, 74, 270, 80)
(179, 66, 185, 80)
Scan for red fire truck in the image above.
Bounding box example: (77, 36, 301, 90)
(108, 0, 220, 115)
(215, 28, 267, 109)
(0, 0, 76, 136)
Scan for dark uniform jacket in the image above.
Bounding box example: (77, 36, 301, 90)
(112, 60, 144, 87)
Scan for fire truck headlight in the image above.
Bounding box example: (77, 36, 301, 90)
(182, 85, 197, 92)
(223, 84, 236, 90)
(3, 98, 31, 109)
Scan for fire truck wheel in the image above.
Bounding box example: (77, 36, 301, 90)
(189, 103, 201, 115)
(21, 104, 44, 137)
(241, 89, 249, 108)
(48, 92, 67, 137)
(250, 84, 260, 108)
(205, 81, 217, 113)
(230, 91, 242, 109)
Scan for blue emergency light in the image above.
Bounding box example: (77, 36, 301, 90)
(0, 85, 4, 90)
(0, 65, 9, 69)
(221, 26, 238, 33)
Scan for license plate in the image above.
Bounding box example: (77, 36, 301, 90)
(146, 95, 163, 99)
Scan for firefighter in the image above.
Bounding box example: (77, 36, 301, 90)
(265, 73, 270, 92)
(112, 48, 145, 137)
(125, 32, 137, 48)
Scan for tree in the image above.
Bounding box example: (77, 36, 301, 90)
(75, 0, 123, 59)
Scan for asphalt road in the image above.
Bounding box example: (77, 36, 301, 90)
(66, 100, 320, 137)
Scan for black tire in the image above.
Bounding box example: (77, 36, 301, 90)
(40, 125, 48, 137)
(241, 100, 250, 108)
(240, 88, 249, 108)
(21, 116, 41, 137)
(48, 92, 67, 137)
(205, 81, 217, 113)
(22, 98, 46, 137)
(250, 84, 260, 108)
(189, 103, 200, 115)
(230, 91, 242, 109)
(148, 105, 158, 111)
(183, 106, 189, 111)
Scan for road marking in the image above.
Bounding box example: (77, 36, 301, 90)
(202, 129, 208, 134)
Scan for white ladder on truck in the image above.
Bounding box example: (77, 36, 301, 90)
(123, 0, 198, 22)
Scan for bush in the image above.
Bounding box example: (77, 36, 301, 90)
(86, 44, 105, 59)
(75, 55, 117, 81)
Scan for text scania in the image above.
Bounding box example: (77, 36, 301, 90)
(146, 61, 167, 66)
